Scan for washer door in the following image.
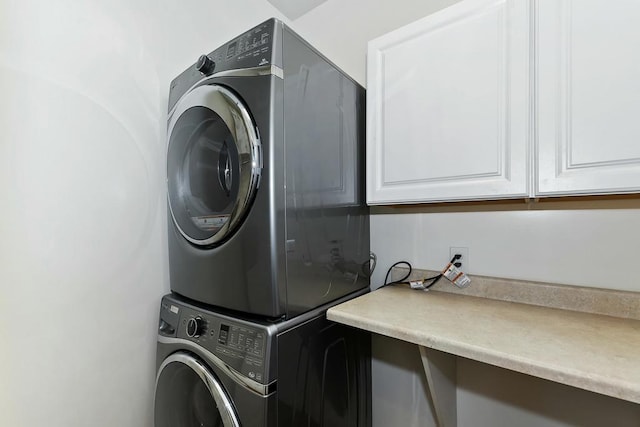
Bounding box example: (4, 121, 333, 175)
(154, 352, 240, 427)
(167, 84, 261, 246)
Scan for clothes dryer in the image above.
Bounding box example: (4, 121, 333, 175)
(167, 18, 369, 319)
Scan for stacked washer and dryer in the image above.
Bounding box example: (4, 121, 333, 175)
(154, 18, 372, 427)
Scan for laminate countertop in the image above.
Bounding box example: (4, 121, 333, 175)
(327, 285, 640, 404)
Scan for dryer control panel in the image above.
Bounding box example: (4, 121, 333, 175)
(168, 18, 280, 111)
(222, 20, 274, 68)
(196, 19, 276, 76)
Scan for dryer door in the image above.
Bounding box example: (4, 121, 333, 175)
(167, 84, 261, 246)
(154, 352, 240, 427)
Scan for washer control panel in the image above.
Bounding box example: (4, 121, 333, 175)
(171, 302, 272, 384)
(215, 323, 266, 381)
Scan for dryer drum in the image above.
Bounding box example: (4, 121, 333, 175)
(167, 85, 261, 247)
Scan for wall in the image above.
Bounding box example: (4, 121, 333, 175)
(291, 1, 640, 426)
(292, 0, 461, 85)
(371, 198, 640, 292)
(0, 1, 284, 425)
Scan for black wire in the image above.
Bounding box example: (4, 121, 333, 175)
(381, 260, 441, 289)
(382, 261, 412, 287)
(420, 254, 461, 289)
(422, 274, 443, 289)
(382, 255, 460, 289)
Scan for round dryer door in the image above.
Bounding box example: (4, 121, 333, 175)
(167, 84, 261, 246)
(154, 352, 240, 427)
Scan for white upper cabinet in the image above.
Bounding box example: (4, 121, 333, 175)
(367, 0, 532, 204)
(536, 0, 640, 196)
(368, 0, 640, 205)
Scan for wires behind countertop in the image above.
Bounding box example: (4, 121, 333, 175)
(381, 261, 443, 290)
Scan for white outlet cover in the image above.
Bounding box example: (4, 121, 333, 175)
(449, 247, 469, 270)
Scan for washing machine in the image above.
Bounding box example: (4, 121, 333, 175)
(166, 18, 369, 319)
(154, 293, 371, 427)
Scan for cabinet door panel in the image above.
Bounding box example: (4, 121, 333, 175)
(367, 0, 531, 204)
(536, 0, 640, 196)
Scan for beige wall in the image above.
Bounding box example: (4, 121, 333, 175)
(290, 1, 640, 426)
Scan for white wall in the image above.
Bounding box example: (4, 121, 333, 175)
(291, 0, 461, 85)
(0, 1, 284, 425)
(290, 1, 640, 426)
(370, 199, 640, 292)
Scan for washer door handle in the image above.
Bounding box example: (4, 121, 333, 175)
(155, 352, 240, 427)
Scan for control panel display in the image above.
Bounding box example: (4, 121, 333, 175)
(218, 323, 265, 358)
(218, 324, 229, 345)
(225, 23, 271, 61)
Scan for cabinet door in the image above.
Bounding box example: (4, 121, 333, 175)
(367, 0, 532, 204)
(536, 0, 640, 196)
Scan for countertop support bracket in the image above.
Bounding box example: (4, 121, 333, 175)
(419, 346, 457, 427)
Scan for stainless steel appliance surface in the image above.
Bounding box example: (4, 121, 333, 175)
(154, 293, 371, 427)
(166, 18, 369, 319)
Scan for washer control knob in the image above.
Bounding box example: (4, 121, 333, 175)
(195, 55, 215, 75)
(186, 317, 204, 338)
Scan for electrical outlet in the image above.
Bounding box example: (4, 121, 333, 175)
(449, 247, 469, 270)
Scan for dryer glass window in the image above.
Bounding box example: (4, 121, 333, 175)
(168, 106, 241, 244)
(155, 359, 226, 427)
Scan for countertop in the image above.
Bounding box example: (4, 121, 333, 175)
(327, 285, 640, 404)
